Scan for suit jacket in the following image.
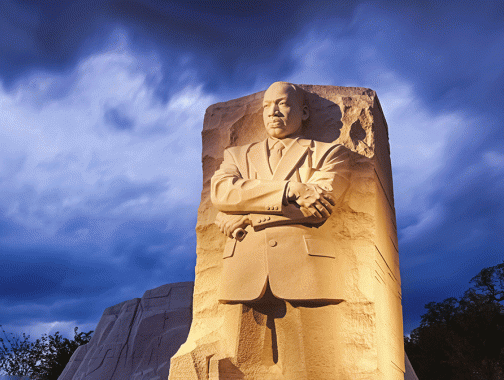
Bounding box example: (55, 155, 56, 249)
(211, 137, 351, 303)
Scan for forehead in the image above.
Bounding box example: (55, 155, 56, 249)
(263, 83, 297, 102)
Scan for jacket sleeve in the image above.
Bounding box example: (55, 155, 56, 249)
(211, 147, 288, 214)
(309, 144, 351, 201)
(249, 144, 351, 229)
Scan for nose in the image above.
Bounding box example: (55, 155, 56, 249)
(267, 103, 279, 117)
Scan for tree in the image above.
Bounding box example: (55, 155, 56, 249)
(405, 262, 504, 380)
(0, 326, 93, 380)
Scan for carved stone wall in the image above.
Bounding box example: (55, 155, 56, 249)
(169, 85, 404, 379)
(58, 282, 193, 380)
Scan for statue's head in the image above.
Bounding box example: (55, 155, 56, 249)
(262, 81, 309, 139)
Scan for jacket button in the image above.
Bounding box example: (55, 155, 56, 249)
(268, 239, 277, 247)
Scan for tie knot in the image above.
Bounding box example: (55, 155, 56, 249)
(271, 140, 284, 153)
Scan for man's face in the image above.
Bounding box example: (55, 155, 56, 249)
(262, 82, 309, 139)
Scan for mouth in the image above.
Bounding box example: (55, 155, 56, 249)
(269, 119, 283, 126)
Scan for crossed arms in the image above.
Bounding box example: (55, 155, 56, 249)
(211, 144, 350, 238)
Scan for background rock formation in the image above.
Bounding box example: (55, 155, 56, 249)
(169, 85, 404, 379)
(58, 282, 193, 380)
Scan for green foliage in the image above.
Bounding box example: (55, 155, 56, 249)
(405, 262, 504, 380)
(0, 326, 93, 380)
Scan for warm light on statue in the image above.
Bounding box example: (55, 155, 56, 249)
(169, 82, 405, 380)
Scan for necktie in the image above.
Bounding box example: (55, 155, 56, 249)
(269, 141, 284, 172)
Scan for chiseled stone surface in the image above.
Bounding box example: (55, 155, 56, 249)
(169, 84, 405, 379)
(58, 282, 193, 380)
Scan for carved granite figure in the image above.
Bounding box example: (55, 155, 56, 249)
(211, 82, 351, 303)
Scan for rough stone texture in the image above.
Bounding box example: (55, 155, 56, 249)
(58, 282, 193, 380)
(169, 85, 405, 379)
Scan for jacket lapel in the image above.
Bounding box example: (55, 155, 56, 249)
(248, 139, 272, 180)
(272, 139, 311, 181)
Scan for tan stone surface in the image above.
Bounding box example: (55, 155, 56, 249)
(169, 84, 404, 379)
(58, 282, 193, 380)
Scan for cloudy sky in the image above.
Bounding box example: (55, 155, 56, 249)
(0, 0, 503, 339)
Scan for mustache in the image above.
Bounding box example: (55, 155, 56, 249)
(268, 118, 283, 123)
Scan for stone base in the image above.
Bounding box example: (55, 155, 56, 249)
(57, 280, 419, 379)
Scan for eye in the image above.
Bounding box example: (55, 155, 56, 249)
(279, 101, 287, 106)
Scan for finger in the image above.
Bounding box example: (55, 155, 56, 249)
(300, 207, 312, 217)
(322, 192, 336, 206)
(317, 199, 332, 217)
(224, 224, 231, 237)
(224, 222, 233, 238)
(222, 226, 229, 237)
(308, 206, 323, 218)
(314, 200, 331, 218)
(319, 197, 333, 213)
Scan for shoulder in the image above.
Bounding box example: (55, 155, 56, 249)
(307, 140, 352, 162)
(307, 140, 347, 153)
(225, 141, 261, 157)
(224, 141, 261, 162)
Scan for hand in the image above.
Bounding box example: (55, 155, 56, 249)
(287, 182, 336, 218)
(215, 212, 250, 238)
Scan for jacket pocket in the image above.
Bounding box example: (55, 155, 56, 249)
(303, 236, 335, 258)
(223, 238, 237, 259)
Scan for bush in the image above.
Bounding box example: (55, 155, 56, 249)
(0, 326, 93, 380)
(405, 262, 504, 380)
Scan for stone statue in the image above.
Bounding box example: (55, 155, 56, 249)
(169, 82, 405, 379)
(211, 81, 350, 303)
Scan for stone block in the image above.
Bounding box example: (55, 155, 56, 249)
(58, 281, 193, 380)
(170, 84, 405, 379)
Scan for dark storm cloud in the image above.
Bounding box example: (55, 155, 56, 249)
(0, 0, 358, 92)
(1, 0, 502, 102)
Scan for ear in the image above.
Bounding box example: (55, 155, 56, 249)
(301, 105, 309, 121)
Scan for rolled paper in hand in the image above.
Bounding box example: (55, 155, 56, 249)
(232, 228, 247, 242)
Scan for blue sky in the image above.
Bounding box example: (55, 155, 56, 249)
(0, 0, 503, 338)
